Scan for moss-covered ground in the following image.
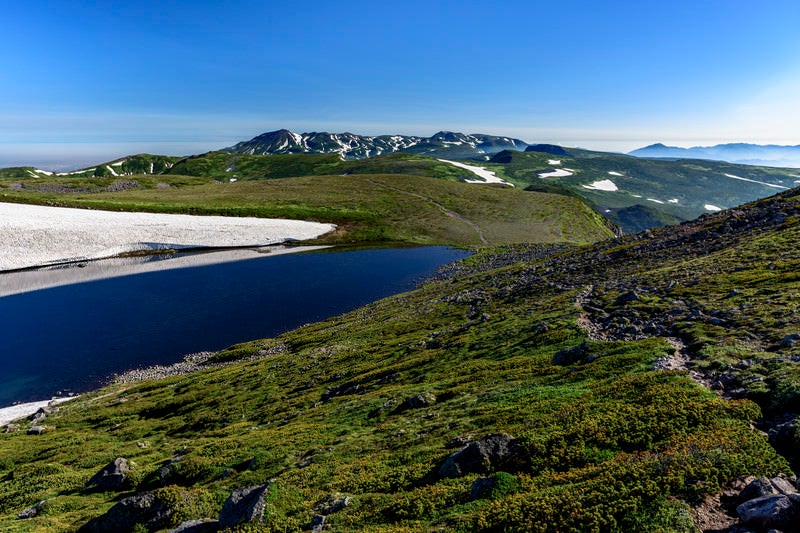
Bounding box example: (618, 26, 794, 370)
(2, 188, 799, 531)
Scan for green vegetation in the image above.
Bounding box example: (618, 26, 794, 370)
(487, 149, 798, 233)
(0, 173, 614, 246)
(2, 187, 799, 531)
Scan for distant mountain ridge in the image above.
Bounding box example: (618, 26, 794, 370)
(629, 142, 800, 168)
(224, 129, 527, 160)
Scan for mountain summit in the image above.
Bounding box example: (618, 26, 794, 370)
(224, 130, 527, 160)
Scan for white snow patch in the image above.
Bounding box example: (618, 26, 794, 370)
(582, 179, 618, 191)
(608, 171, 624, 176)
(0, 202, 336, 271)
(704, 204, 723, 212)
(34, 169, 53, 176)
(111, 160, 126, 167)
(668, 198, 679, 204)
(538, 168, 574, 178)
(438, 159, 513, 186)
(723, 173, 788, 189)
(0, 396, 79, 425)
(647, 198, 665, 204)
(56, 168, 95, 176)
(548, 159, 561, 165)
(632, 194, 643, 198)
(106, 165, 118, 176)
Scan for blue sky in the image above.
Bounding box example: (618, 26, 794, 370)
(2, 1, 799, 168)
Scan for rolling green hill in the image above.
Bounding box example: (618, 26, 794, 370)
(487, 148, 799, 232)
(0, 172, 615, 246)
(1, 185, 799, 531)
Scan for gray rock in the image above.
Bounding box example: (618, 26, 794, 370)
(470, 477, 495, 500)
(770, 476, 798, 497)
(27, 426, 47, 435)
(780, 333, 800, 348)
(552, 341, 589, 366)
(218, 482, 272, 529)
(310, 514, 326, 533)
(168, 519, 219, 533)
(401, 392, 436, 410)
(78, 492, 172, 532)
(736, 494, 798, 529)
(439, 434, 517, 478)
(740, 477, 777, 501)
(314, 493, 350, 515)
(30, 409, 48, 425)
(18, 500, 47, 519)
(3, 423, 20, 433)
(85, 458, 131, 492)
(614, 291, 641, 305)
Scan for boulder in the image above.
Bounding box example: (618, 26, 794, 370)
(18, 500, 48, 519)
(314, 493, 350, 515)
(780, 333, 800, 348)
(79, 492, 172, 532)
(27, 426, 47, 435)
(736, 494, 798, 529)
(310, 514, 326, 533)
(401, 392, 436, 410)
(218, 482, 272, 529)
(439, 434, 517, 478)
(85, 458, 131, 492)
(470, 477, 495, 500)
(739, 477, 777, 501)
(552, 342, 589, 366)
(168, 519, 219, 533)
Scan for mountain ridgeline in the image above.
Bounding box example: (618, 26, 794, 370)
(223, 129, 527, 160)
(629, 142, 800, 168)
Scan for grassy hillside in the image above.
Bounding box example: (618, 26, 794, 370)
(0, 173, 614, 246)
(487, 149, 799, 233)
(164, 152, 474, 183)
(2, 188, 799, 531)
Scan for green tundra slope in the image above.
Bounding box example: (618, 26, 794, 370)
(486, 149, 799, 233)
(2, 188, 799, 531)
(0, 173, 615, 246)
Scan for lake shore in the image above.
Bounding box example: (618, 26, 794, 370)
(0, 244, 331, 298)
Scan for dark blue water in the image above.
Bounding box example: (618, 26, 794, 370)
(0, 246, 468, 407)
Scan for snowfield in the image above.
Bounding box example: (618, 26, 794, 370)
(548, 159, 561, 165)
(438, 159, 513, 186)
(723, 173, 788, 189)
(582, 179, 618, 191)
(0, 396, 78, 425)
(538, 168, 574, 178)
(607, 171, 624, 177)
(0, 202, 335, 271)
(705, 204, 723, 211)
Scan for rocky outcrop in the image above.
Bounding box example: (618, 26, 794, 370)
(218, 482, 272, 530)
(85, 458, 131, 492)
(79, 492, 172, 532)
(439, 434, 517, 478)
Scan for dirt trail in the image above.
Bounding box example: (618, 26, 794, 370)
(366, 179, 489, 245)
(574, 285, 712, 391)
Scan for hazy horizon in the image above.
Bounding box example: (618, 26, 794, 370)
(2, 0, 798, 170)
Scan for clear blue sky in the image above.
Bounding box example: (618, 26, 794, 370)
(2, 0, 799, 167)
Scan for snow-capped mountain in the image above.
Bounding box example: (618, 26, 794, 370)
(224, 130, 527, 160)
